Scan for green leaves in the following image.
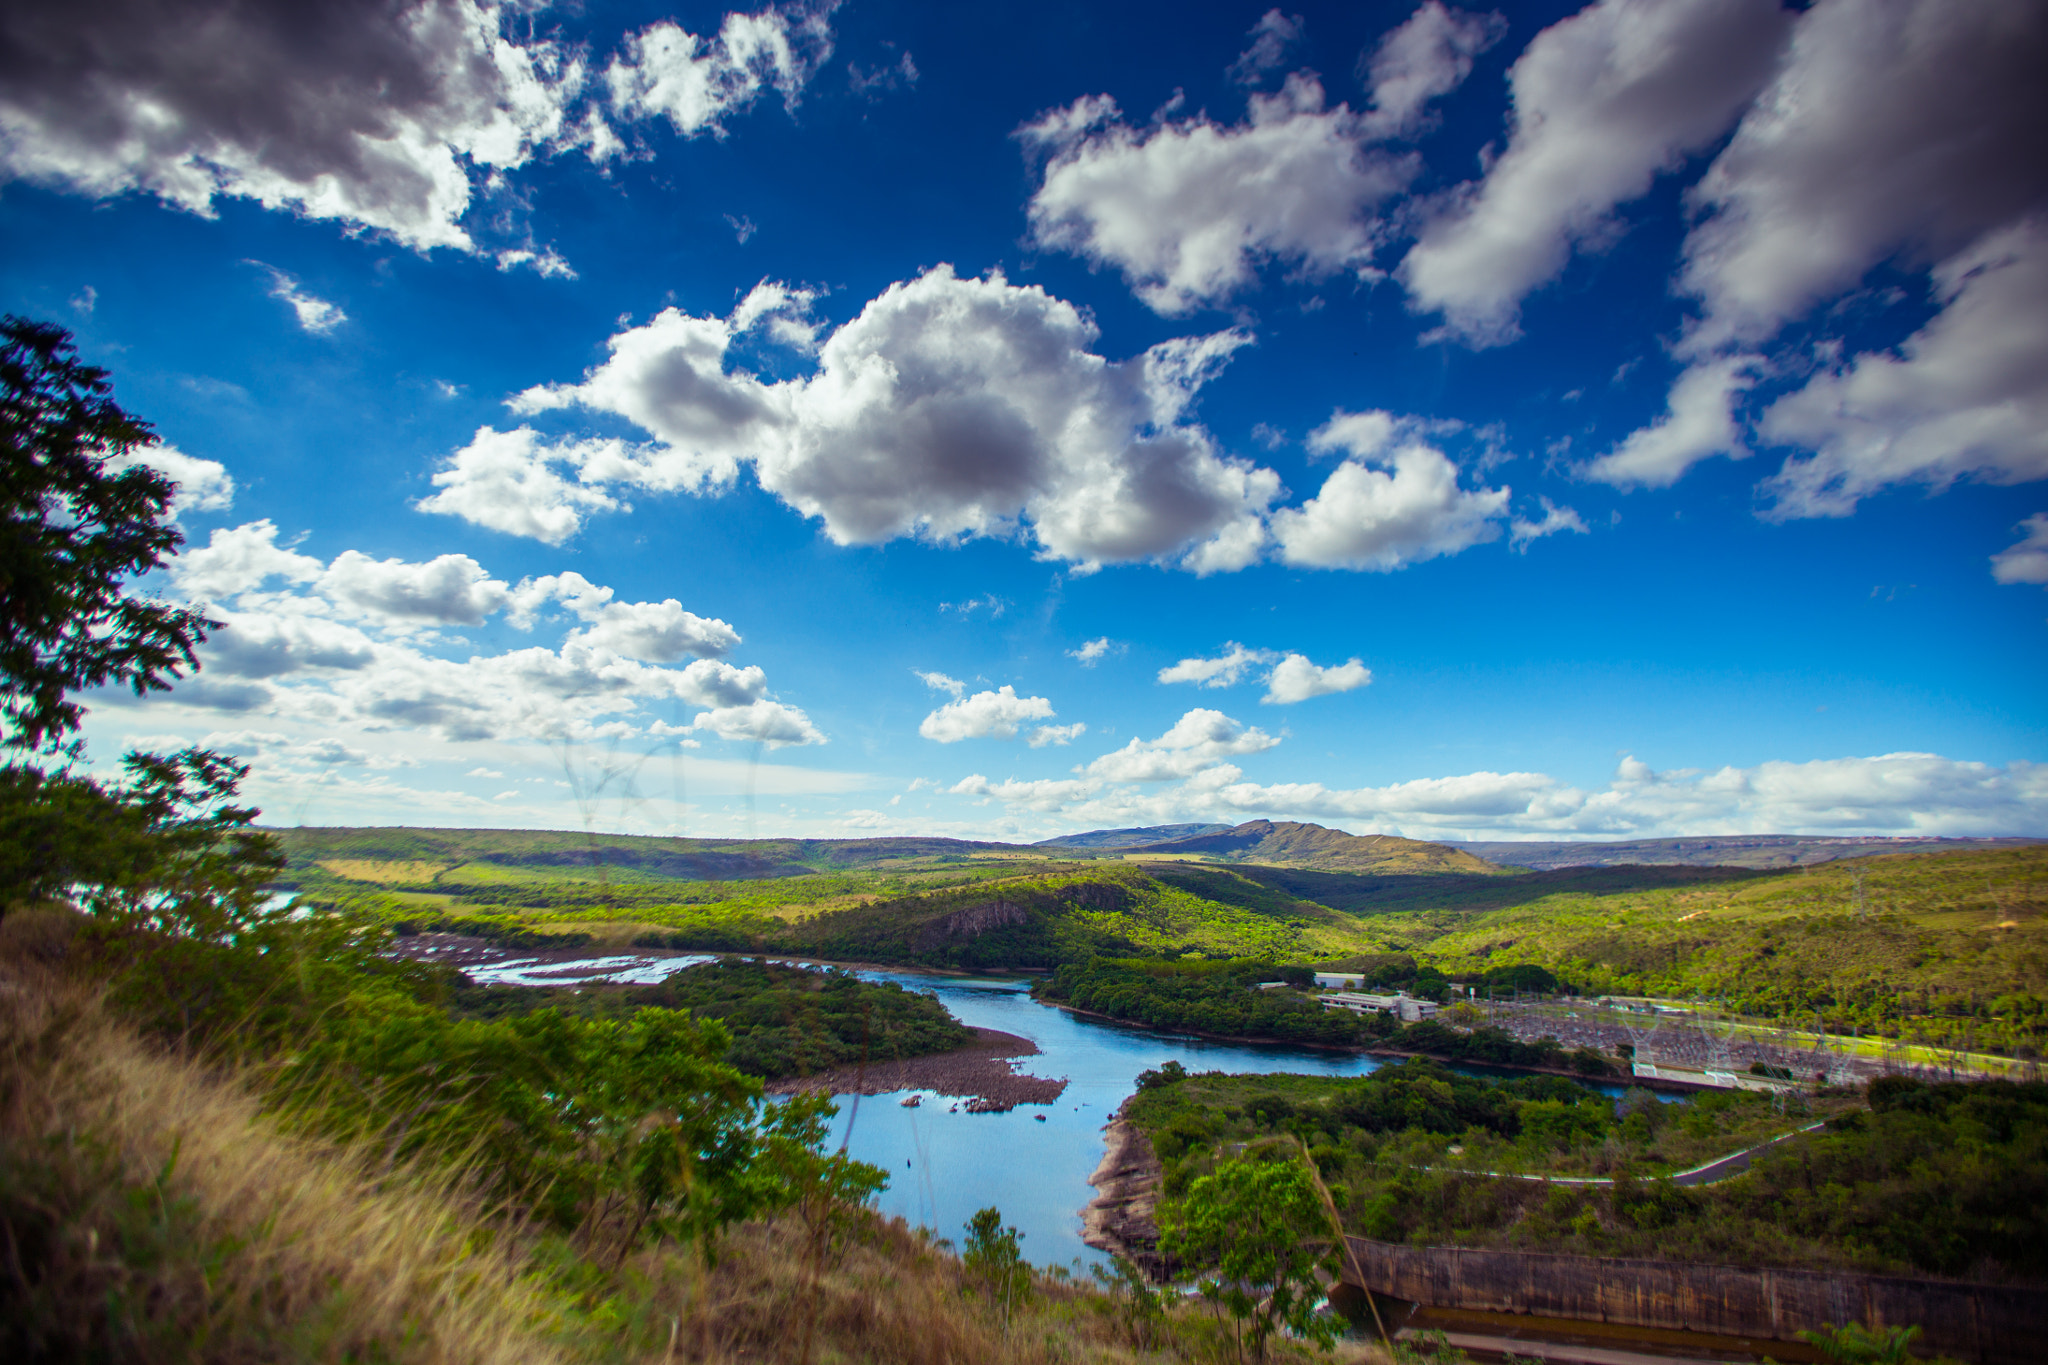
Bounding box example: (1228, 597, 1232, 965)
(1160, 1155, 1339, 1359)
(0, 317, 211, 755)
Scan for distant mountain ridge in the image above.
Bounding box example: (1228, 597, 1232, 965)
(1444, 834, 2048, 870)
(1117, 819, 1498, 875)
(1032, 823, 1233, 850)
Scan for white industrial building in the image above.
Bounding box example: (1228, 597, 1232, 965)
(1319, 991, 1439, 1023)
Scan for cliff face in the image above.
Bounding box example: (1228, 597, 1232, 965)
(909, 899, 1028, 952)
(1082, 1108, 1167, 1280)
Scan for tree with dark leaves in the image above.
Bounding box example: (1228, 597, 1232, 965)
(0, 315, 212, 754)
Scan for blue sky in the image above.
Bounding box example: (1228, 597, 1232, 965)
(3, 0, 2044, 841)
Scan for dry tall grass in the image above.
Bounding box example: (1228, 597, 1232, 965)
(0, 923, 572, 1363)
(0, 912, 1389, 1363)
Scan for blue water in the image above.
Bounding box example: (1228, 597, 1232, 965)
(458, 949, 1664, 1270)
(826, 969, 1409, 1271)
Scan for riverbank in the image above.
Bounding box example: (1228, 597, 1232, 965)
(1082, 1109, 1166, 1278)
(765, 1027, 1068, 1111)
(1039, 998, 1685, 1092)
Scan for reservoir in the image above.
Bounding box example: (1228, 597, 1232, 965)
(456, 950, 1650, 1270)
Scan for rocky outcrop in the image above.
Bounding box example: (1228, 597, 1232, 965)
(1082, 1108, 1168, 1280)
(910, 899, 1027, 952)
(1057, 881, 1133, 912)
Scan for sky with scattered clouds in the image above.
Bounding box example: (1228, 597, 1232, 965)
(3, 0, 2044, 843)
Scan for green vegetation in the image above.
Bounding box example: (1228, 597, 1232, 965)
(449, 957, 974, 1079)
(1041, 958, 1617, 1075)
(1160, 1155, 1339, 1359)
(1127, 1063, 2048, 1282)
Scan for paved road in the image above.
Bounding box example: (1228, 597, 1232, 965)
(1422, 1120, 1828, 1188)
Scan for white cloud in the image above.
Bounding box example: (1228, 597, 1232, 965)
(1677, 0, 2048, 354)
(1226, 9, 1304, 87)
(317, 550, 514, 627)
(1584, 355, 1763, 488)
(687, 698, 824, 748)
(958, 749, 2048, 840)
(152, 521, 801, 750)
(606, 5, 833, 138)
(0, 0, 588, 261)
(919, 686, 1056, 743)
(105, 444, 235, 517)
(1158, 643, 1277, 689)
(171, 520, 322, 600)
(1359, 1, 1507, 139)
(1508, 497, 1590, 550)
(916, 670, 967, 698)
(1261, 653, 1370, 705)
(1067, 637, 1117, 666)
(1992, 514, 2048, 587)
(1756, 220, 2048, 517)
(566, 599, 740, 662)
(257, 265, 345, 334)
(466, 766, 503, 778)
(1271, 421, 1509, 570)
(1028, 722, 1088, 749)
(1021, 74, 1415, 315)
(416, 426, 629, 544)
(0, 3, 840, 268)
(1086, 707, 1279, 783)
(505, 266, 1278, 570)
(1399, 0, 1790, 346)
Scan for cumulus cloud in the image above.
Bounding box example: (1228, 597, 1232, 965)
(1159, 643, 1277, 689)
(317, 550, 516, 627)
(1992, 514, 2048, 587)
(1399, 0, 1790, 346)
(916, 670, 967, 698)
(1359, 1, 1506, 139)
(0, 0, 585, 260)
(1067, 637, 1117, 666)
(105, 444, 235, 518)
(0, 1, 839, 265)
(1261, 653, 1370, 704)
(416, 427, 630, 544)
(171, 520, 322, 599)
(147, 520, 807, 750)
(919, 686, 1056, 743)
(502, 266, 1279, 571)
(605, 5, 833, 137)
(1270, 413, 1509, 570)
(687, 699, 824, 748)
(257, 265, 346, 334)
(1677, 0, 2048, 354)
(1584, 354, 1763, 488)
(1028, 722, 1088, 748)
(1086, 708, 1279, 783)
(1021, 74, 1415, 315)
(566, 599, 740, 661)
(1755, 220, 2048, 517)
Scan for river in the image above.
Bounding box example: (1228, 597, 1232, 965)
(454, 950, 1648, 1270)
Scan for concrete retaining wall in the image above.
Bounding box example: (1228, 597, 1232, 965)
(1342, 1236, 2047, 1365)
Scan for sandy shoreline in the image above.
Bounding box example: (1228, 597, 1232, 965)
(764, 1027, 1068, 1111)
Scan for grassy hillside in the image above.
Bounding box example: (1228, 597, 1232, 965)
(1448, 834, 2047, 870)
